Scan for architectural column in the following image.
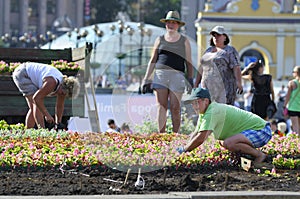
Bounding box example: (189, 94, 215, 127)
(0, 0, 10, 35)
(204, 0, 214, 12)
(0, 0, 3, 35)
(38, 0, 47, 35)
(295, 30, 300, 66)
(76, 0, 84, 28)
(56, 0, 67, 18)
(19, 0, 29, 34)
(276, 32, 285, 79)
(293, 0, 300, 13)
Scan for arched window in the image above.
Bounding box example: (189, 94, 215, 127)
(240, 49, 264, 68)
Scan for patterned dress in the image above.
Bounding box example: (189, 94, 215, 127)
(200, 45, 240, 105)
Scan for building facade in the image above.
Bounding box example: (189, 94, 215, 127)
(195, 0, 300, 80)
(0, 0, 84, 38)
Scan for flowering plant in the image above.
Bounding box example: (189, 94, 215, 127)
(0, 119, 300, 171)
(51, 60, 81, 72)
(0, 61, 10, 74)
(9, 62, 21, 72)
(0, 60, 81, 74)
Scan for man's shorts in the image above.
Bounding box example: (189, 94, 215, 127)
(152, 69, 186, 93)
(12, 63, 38, 96)
(241, 123, 272, 148)
(288, 110, 300, 117)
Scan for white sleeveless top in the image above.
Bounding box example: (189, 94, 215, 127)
(25, 62, 63, 91)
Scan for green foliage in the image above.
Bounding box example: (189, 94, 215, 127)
(141, 0, 181, 26)
(180, 110, 195, 134)
(90, 0, 124, 24)
(134, 108, 195, 134)
(89, 0, 181, 26)
(134, 115, 158, 134)
(0, 120, 9, 130)
(0, 120, 25, 131)
(0, 60, 80, 74)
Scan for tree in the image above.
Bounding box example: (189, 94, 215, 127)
(90, 0, 181, 26)
(90, 0, 127, 24)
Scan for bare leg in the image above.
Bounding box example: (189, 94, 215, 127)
(169, 91, 182, 133)
(33, 104, 45, 128)
(154, 89, 168, 133)
(290, 116, 300, 135)
(25, 96, 44, 128)
(298, 117, 300, 137)
(223, 133, 266, 163)
(24, 96, 36, 128)
(25, 108, 35, 128)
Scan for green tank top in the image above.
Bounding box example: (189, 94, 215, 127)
(288, 80, 300, 112)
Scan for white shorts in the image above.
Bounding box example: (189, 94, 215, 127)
(12, 63, 38, 96)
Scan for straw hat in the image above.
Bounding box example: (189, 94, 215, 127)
(160, 11, 185, 26)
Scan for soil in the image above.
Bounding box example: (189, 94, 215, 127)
(0, 163, 299, 196)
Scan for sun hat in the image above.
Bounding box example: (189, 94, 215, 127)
(160, 11, 185, 26)
(210, 25, 230, 42)
(183, 87, 211, 104)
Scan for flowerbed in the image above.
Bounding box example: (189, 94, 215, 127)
(0, 120, 300, 172)
(0, 60, 81, 74)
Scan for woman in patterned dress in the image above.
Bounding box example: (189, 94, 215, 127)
(194, 26, 243, 105)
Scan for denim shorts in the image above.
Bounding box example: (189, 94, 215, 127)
(241, 123, 272, 148)
(12, 63, 38, 96)
(152, 69, 186, 93)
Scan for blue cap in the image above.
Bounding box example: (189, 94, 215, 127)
(183, 87, 211, 104)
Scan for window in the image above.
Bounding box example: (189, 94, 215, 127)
(10, 0, 19, 12)
(29, 0, 38, 17)
(47, 0, 55, 14)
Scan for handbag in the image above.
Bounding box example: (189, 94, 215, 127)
(266, 100, 277, 119)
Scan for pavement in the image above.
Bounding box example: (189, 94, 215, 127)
(1, 191, 300, 199)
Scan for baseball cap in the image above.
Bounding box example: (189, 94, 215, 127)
(183, 87, 211, 104)
(210, 25, 230, 43)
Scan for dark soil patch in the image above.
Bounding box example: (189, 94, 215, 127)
(0, 164, 299, 195)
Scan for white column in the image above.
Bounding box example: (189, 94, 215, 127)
(205, 35, 211, 51)
(76, 0, 84, 28)
(2, 0, 10, 34)
(56, 0, 66, 18)
(38, 0, 47, 35)
(276, 34, 285, 79)
(19, 0, 29, 34)
(295, 31, 300, 66)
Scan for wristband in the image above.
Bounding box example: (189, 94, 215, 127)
(176, 146, 186, 154)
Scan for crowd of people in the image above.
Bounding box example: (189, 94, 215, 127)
(139, 10, 299, 165)
(12, 10, 300, 167)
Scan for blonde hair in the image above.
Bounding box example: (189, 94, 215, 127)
(277, 122, 287, 133)
(294, 66, 300, 76)
(62, 75, 80, 99)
